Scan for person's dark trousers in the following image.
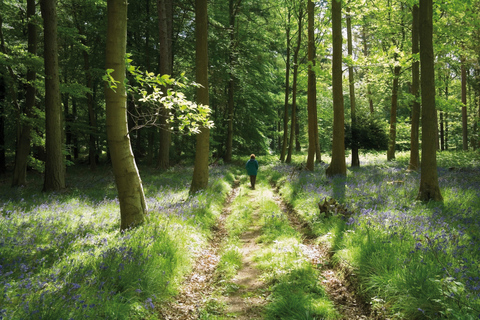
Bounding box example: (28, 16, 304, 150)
(249, 175, 256, 189)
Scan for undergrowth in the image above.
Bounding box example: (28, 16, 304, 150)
(263, 150, 480, 319)
(0, 164, 234, 320)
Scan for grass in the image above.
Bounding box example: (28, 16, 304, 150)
(0, 164, 234, 320)
(263, 150, 480, 319)
(252, 178, 339, 320)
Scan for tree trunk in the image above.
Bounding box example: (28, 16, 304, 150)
(286, 5, 304, 164)
(105, 0, 147, 230)
(387, 65, 401, 161)
(408, 4, 420, 171)
(12, 0, 37, 186)
(83, 49, 97, 170)
(225, 0, 239, 163)
(0, 75, 4, 175)
(280, 11, 291, 163)
(326, 0, 346, 177)
(347, 7, 359, 167)
(157, 0, 173, 169)
(306, 0, 316, 171)
(417, 0, 442, 202)
(362, 19, 374, 114)
(41, 0, 65, 192)
(190, 0, 210, 193)
(461, 57, 468, 150)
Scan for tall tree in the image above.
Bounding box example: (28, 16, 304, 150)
(41, 0, 65, 191)
(326, 0, 346, 177)
(12, 0, 37, 185)
(417, 0, 442, 201)
(306, 0, 316, 171)
(157, 0, 173, 169)
(346, 6, 359, 167)
(190, 0, 210, 193)
(280, 5, 292, 162)
(286, 3, 304, 164)
(105, 0, 147, 229)
(408, 4, 420, 171)
(461, 56, 468, 150)
(225, 0, 242, 163)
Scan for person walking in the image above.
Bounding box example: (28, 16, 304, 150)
(245, 154, 259, 189)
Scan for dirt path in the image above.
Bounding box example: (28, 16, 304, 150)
(219, 193, 267, 319)
(270, 189, 377, 320)
(158, 181, 240, 320)
(159, 177, 377, 319)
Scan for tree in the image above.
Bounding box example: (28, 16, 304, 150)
(12, 0, 37, 185)
(157, 0, 173, 169)
(408, 4, 420, 171)
(286, 3, 304, 164)
(41, 0, 65, 192)
(280, 4, 292, 163)
(417, 0, 442, 202)
(326, 0, 346, 177)
(105, 0, 147, 229)
(190, 0, 210, 193)
(461, 56, 468, 150)
(346, 6, 359, 167)
(306, 0, 316, 171)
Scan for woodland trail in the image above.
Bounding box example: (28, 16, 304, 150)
(159, 177, 376, 319)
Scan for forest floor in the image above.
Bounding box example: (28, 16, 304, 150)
(158, 177, 377, 319)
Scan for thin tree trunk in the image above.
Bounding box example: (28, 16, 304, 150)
(280, 11, 291, 162)
(41, 0, 65, 192)
(417, 0, 442, 201)
(347, 7, 359, 167)
(387, 65, 401, 161)
(105, 0, 147, 229)
(83, 49, 97, 170)
(461, 57, 468, 150)
(12, 0, 37, 185)
(306, 0, 316, 171)
(286, 5, 304, 164)
(326, 0, 346, 177)
(225, 0, 238, 163)
(408, 4, 420, 171)
(157, 0, 172, 169)
(0, 75, 4, 175)
(362, 19, 374, 114)
(190, 0, 210, 193)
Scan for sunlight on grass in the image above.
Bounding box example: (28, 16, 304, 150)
(0, 164, 234, 319)
(263, 150, 480, 319)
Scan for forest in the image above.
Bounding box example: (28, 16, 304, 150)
(0, 0, 479, 318)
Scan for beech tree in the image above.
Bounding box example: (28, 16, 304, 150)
(346, 6, 359, 167)
(12, 0, 37, 186)
(105, 0, 147, 229)
(190, 0, 210, 193)
(306, 0, 316, 171)
(280, 3, 292, 163)
(417, 0, 442, 202)
(408, 4, 420, 171)
(157, 0, 173, 169)
(326, 0, 346, 177)
(286, 3, 304, 164)
(41, 0, 65, 192)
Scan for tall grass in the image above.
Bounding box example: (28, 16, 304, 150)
(264, 150, 480, 319)
(0, 164, 234, 319)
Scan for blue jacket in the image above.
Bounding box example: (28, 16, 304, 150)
(245, 159, 259, 176)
